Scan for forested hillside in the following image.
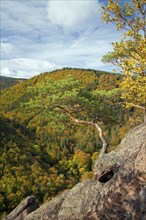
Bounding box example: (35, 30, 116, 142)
(0, 76, 25, 90)
(0, 68, 142, 214)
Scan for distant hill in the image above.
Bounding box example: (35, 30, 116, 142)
(0, 75, 25, 90)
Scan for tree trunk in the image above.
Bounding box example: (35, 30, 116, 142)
(94, 123, 108, 158)
(57, 105, 108, 158)
(144, 108, 146, 124)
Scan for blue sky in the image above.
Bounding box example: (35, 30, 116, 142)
(1, 0, 123, 78)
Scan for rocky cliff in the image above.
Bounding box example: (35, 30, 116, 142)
(6, 124, 146, 220)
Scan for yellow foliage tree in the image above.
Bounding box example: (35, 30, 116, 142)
(101, 0, 146, 123)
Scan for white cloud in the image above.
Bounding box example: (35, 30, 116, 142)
(1, 67, 11, 77)
(1, 42, 14, 54)
(1, 0, 50, 34)
(1, 0, 123, 78)
(0, 42, 22, 59)
(47, 0, 100, 32)
(1, 58, 61, 78)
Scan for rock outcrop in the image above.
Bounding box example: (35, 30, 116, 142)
(7, 124, 146, 220)
(5, 196, 39, 220)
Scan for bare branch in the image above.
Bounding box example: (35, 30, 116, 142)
(118, 102, 146, 124)
(57, 105, 108, 158)
(118, 102, 145, 110)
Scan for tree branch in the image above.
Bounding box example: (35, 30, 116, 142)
(118, 102, 145, 110)
(56, 105, 108, 158)
(118, 102, 146, 124)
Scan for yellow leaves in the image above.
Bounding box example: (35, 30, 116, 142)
(128, 117, 143, 126)
(121, 75, 146, 108)
(81, 171, 93, 181)
(107, 3, 118, 11)
(124, 30, 134, 37)
(102, 0, 145, 40)
(111, 36, 145, 77)
(102, 0, 146, 115)
(72, 149, 91, 176)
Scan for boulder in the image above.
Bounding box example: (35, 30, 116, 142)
(5, 196, 39, 220)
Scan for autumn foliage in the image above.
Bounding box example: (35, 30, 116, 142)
(102, 0, 146, 121)
(1, 68, 139, 214)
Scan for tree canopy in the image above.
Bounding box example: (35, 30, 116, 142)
(25, 76, 123, 156)
(101, 0, 146, 122)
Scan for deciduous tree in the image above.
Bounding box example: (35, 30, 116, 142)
(101, 0, 146, 122)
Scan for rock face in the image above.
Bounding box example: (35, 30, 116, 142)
(5, 196, 39, 220)
(7, 124, 146, 220)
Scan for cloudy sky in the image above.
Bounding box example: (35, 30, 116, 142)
(1, 0, 123, 78)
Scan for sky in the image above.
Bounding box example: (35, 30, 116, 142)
(1, 0, 123, 79)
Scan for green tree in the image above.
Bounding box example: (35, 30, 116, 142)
(101, 0, 146, 123)
(25, 76, 121, 157)
(72, 149, 91, 175)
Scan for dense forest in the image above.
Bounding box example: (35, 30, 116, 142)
(0, 68, 143, 214)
